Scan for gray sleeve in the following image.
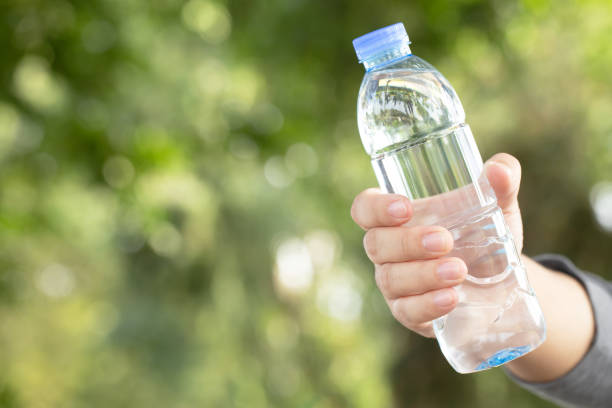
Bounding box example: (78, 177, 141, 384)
(505, 254, 612, 408)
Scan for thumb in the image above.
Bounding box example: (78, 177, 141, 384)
(484, 153, 521, 214)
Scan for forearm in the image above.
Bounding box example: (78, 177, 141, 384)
(505, 256, 595, 382)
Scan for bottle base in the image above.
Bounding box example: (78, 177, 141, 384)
(474, 345, 531, 371)
(444, 332, 546, 374)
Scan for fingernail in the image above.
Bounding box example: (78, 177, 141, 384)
(434, 291, 455, 308)
(422, 232, 450, 252)
(387, 200, 409, 218)
(437, 261, 464, 281)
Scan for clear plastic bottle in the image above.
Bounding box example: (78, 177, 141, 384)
(352, 23, 546, 373)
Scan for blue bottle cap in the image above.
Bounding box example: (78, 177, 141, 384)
(352, 23, 410, 63)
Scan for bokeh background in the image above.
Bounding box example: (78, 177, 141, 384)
(1, 0, 612, 406)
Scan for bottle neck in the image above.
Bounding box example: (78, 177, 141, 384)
(362, 43, 412, 71)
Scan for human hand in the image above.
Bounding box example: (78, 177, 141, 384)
(350, 153, 523, 337)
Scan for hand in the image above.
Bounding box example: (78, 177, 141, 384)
(350, 153, 523, 338)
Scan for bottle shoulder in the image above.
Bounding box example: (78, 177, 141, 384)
(364, 54, 436, 76)
(357, 55, 466, 156)
(359, 55, 448, 92)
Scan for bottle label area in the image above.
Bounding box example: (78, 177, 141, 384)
(372, 124, 483, 200)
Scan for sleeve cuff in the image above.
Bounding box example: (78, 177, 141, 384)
(504, 254, 612, 408)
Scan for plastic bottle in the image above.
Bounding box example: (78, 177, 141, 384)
(352, 23, 546, 373)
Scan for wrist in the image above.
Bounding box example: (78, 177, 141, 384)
(505, 256, 595, 382)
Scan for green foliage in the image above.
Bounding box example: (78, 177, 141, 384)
(0, 0, 611, 407)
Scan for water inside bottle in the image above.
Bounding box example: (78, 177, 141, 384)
(370, 124, 546, 373)
(432, 204, 545, 373)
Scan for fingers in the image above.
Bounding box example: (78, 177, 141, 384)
(375, 257, 465, 336)
(485, 153, 521, 213)
(389, 288, 459, 328)
(363, 225, 453, 264)
(375, 257, 467, 299)
(351, 188, 412, 230)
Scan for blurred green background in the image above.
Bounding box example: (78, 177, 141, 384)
(1, 0, 612, 406)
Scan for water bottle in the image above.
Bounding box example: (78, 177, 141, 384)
(352, 23, 546, 373)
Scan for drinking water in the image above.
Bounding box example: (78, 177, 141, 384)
(352, 23, 546, 373)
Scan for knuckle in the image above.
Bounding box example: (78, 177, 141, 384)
(363, 229, 379, 262)
(389, 298, 406, 323)
(376, 263, 393, 297)
(350, 194, 364, 223)
(390, 298, 416, 326)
